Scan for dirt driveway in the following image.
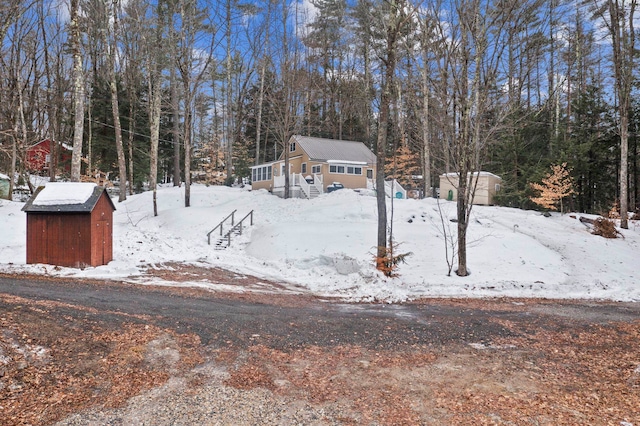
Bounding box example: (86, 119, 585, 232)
(0, 271, 639, 425)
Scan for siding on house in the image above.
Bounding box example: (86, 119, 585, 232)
(25, 139, 72, 173)
(251, 135, 376, 194)
(439, 172, 502, 206)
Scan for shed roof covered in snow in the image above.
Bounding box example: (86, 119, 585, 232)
(22, 182, 116, 213)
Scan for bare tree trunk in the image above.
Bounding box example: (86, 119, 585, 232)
(87, 96, 92, 175)
(421, 49, 432, 198)
(147, 4, 164, 217)
(39, 0, 58, 183)
(619, 0, 635, 229)
(183, 92, 192, 207)
(69, 0, 85, 182)
(373, 0, 415, 268)
(9, 136, 16, 199)
(105, 0, 127, 201)
(171, 65, 181, 186)
(175, 0, 214, 206)
(225, 0, 234, 183)
(127, 99, 135, 195)
(255, 56, 267, 166)
(375, 24, 398, 261)
(168, 8, 181, 188)
(595, 0, 637, 229)
(149, 81, 161, 216)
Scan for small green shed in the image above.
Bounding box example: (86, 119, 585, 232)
(0, 173, 10, 200)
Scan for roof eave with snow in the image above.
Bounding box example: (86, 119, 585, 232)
(441, 171, 501, 179)
(22, 183, 115, 213)
(326, 160, 368, 165)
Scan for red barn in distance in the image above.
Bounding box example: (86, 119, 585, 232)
(25, 139, 72, 173)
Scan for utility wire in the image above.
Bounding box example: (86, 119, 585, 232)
(88, 118, 179, 146)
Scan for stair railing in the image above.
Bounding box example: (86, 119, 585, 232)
(312, 173, 324, 195)
(299, 173, 312, 198)
(207, 210, 237, 245)
(220, 210, 254, 247)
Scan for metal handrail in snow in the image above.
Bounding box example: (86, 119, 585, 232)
(207, 209, 237, 245)
(220, 210, 254, 247)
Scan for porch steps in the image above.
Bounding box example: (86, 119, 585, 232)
(306, 186, 321, 199)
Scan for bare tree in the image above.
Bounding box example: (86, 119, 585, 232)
(144, 0, 167, 217)
(103, 0, 127, 201)
(121, 0, 145, 195)
(253, 1, 273, 166)
(69, 0, 86, 181)
(372, 0, 414, 270)
(591, 0, 636, 229)
(430, 0, 516, 276)
(0, 0, 26, 43)
(175, 0, 215, 207)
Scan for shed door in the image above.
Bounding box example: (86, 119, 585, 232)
(96, 212, 112, 265)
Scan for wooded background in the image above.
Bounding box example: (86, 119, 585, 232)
(1, 0, 638, 217)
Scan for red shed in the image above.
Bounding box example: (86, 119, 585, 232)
(22, 183, 116, 268)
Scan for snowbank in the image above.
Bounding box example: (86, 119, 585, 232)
(1, 184, 638, 302)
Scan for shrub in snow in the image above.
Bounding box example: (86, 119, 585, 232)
(592, 217, 621, 239)
(530, 163, 576, 212)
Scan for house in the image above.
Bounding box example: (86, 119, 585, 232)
(25, 139, 72, 173)
(439, 172, 502, 205)
(22, 182, 116, 268)
(251, 135, 377, 199)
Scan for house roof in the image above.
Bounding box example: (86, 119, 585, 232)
(22, 182, 116, 213)
(28, 139, 73, 151)
(291, 135, 376, 165)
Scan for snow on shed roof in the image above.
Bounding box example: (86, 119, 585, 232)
(441, 171, 501, 179)
(292, 135, 376, 164)
(22, 182, 115, 213)
(0, 173, 9, 180)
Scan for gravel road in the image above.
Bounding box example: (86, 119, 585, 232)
(1, 274, 639, 425)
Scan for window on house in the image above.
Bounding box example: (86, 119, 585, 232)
(330, 165, 361, 175)
(252, 165, 272, 182)
(301, 163, 307, 174)
(290, 142, 296, 152)
(311, 165, 321, 174)
(367, 169, 373, 179)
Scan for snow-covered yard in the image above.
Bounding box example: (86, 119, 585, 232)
(1, 183, 638, 302)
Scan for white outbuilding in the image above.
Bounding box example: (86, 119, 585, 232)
(439, 172, 502, 206)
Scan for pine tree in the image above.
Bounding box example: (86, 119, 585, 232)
(530, 163, 576, 212)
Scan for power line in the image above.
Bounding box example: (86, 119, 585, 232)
(88, 118, 178, 146)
